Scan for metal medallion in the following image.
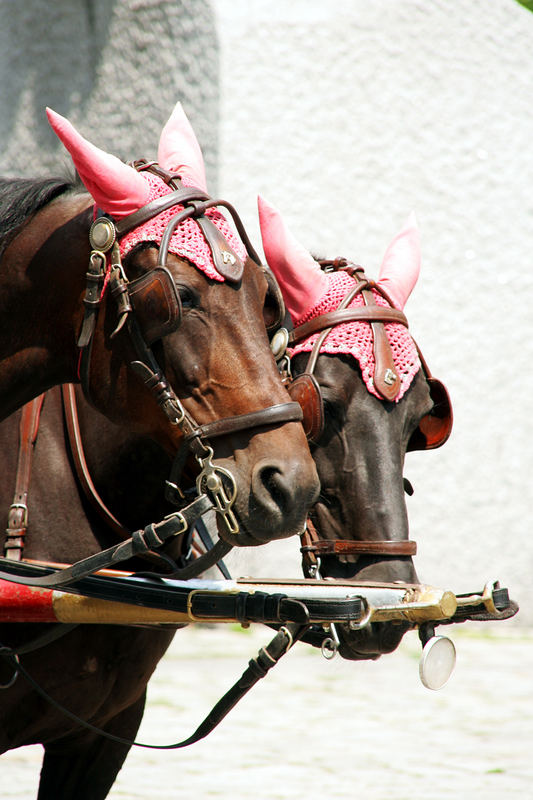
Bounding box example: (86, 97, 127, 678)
(89, 218, 117, 253)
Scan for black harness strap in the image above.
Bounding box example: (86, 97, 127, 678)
(0, 622, 309, 749)
(0, 493, 216, 589)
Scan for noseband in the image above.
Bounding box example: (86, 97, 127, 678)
(77, 162, 302, 535)
(271, 258, 452, 570)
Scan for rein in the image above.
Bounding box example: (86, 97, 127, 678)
(0, 622, 309, 750)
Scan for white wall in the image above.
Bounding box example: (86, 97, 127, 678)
(213, 0, 533, 623)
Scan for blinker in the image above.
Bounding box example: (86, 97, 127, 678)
(128, 267, 182, 345)
(287, 373, 324, 443)
(407, 377, 453, 452)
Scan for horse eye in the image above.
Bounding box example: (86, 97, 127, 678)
(176, 285, 197, 310)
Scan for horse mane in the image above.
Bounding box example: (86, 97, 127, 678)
(0, 174, 82, 257)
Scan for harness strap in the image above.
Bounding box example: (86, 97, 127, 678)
(192, 401, 303, 440)
(61, 384, 129, 540)
(288, 306, 408, 344)
(0, 493, 216, 589)
(114, 188, 210, 237)
(0, 622, 308, 749)
(301, 539, 417, 557)
(360, 281, 401, 401)
(4, 394, 46, 561)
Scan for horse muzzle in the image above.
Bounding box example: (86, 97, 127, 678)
(335, 619, 412, 661)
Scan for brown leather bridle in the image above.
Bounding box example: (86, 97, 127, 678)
(77, 162, 302, 537)
(272, 259, 452, 571)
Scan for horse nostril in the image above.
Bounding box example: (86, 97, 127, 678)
(249, 458, 319, 537)
(252, 463, 289, 514)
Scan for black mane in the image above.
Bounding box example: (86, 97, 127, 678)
(0, 175, 79, 256)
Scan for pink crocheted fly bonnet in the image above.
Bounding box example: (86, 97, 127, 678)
(47, 104, 245, 281)
(258, 197, 421, 401)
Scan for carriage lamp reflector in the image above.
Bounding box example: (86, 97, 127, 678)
(419, 635, 456, 691)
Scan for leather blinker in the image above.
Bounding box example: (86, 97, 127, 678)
(262, 267, 286, 333)
(407, 377, 453, 451)
(128, 266, 181, 345)
(287, 373, 324, 443)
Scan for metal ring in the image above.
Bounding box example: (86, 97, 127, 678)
(321, 638, 338, 660)
(278, 625, 294, 652)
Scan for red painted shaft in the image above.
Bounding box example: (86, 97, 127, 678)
(0, 579, 57, 622)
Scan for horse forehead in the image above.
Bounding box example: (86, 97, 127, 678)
(310, 354, 354, 404)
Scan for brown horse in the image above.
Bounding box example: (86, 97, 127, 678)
(258, 197, 452, 660)
(0, 106, 319, 799)
(0, 106, 318, 547)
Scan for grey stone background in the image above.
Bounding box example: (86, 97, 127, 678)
(1, 0, 532, 622)
(0, 0, 219, 183)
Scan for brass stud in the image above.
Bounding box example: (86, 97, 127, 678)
(89, 218, 117, 252)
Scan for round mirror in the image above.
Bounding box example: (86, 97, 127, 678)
(419, 635, 456, 690)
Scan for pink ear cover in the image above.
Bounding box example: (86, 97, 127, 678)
(257, 195, 329, 322)
(46, 106, 245, 282)
(46, 108, 149, 216)
(157, 101, 208, 192)
(376, 212, 421, 310)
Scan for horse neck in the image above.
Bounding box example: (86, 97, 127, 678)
(70, 385, 174, 532)
(0, 195, 92, 419)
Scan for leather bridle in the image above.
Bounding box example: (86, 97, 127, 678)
(270, 258, 452, 572)
(77, 162, 302, 537)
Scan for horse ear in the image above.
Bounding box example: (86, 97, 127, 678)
(257, 195, 329, 322)
(376, 212, 421, 310)
(46, 108, 149, 217)
(157, 101, 208, 192)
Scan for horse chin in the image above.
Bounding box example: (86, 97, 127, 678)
(336, 620, 412, 662)
(323, 556, 418, 660)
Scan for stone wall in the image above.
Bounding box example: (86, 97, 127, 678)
(0, 0, 219, 184)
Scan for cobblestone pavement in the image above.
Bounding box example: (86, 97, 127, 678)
(2, 622, 531, 799)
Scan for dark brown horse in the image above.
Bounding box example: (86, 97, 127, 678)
(258, 197, 452, 660)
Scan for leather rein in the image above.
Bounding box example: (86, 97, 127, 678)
(282, 260, 418, 574)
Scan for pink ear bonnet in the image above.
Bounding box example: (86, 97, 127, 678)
(47, 104, 245, 281)
(258, 199, 421, 402)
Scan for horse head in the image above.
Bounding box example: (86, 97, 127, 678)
(21, 107, 319, 546)
(258, 197, 452, 659)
